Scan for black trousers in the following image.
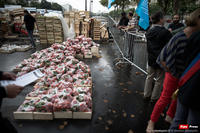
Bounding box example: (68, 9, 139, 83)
(0, 114, 17, 133)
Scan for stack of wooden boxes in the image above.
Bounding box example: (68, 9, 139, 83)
(36, 16, 63, 44)
(10, 8, 24, 16)
(64, 11, 75, 28)
(36, 16, 47, 44)
(81, 22, 90, 37)
(93, 20, 101, 41)
(53, 17, 63, 43)
(74, 11, 90, 38)
(46, 17, 54, 44)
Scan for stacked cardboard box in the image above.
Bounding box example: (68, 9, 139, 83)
(46, 17, 54, 44)
(93, 20, 101, 41)
(36, 16, 47, 44)
(53, 17, 63, 43)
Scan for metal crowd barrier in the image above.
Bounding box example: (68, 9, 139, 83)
(108, 16, 148, 75)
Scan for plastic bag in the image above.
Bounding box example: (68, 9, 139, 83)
(68, 20, 75, 39)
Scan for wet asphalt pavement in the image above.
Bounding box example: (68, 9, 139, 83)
(0, 41, 170, 133)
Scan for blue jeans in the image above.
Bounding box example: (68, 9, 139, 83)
(169, 99, 200, 133)
(27, 30, 35, 47)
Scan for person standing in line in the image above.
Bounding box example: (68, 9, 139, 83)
(125, 11, 137, 31)
(0, 71, 23, 133)
(169, 31, 200, 132)
(143, 11, 172, 103)
(117, 12, 129, 30)
(23, 10, 36, 48)
(146, 9, 200, 133)
(168, 14, 185, 32)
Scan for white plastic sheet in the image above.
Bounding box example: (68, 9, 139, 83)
(68, 20, 75, 39)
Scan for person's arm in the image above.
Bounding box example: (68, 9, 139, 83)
(0, 71, 3, 79)
(168, 23, 173, 32)
(22, 15, 27, 26)
(0, 72, 16, 80)
(33, 16, 36, 23)
(156, 30, 173, 71)
(0, 86, 7, 99)
(171, 26, 185, 35)
(117, 18, 123, 28)
(127, 25, 135, 31)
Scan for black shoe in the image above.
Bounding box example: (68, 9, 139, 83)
(150, 99, 158, 105)
(143, 96, 150, 102)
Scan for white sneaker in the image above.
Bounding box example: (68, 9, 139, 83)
(146, 120, 155, 133)
(165, 115, 173, 124)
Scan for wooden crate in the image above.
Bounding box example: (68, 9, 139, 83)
(73, 112, 92, 119)
(54, 111, 73, 119)
(93, 37, 101, 41)
(53, 24, 62, 28)
(40, 40, 47, 44)
(75, 12, 79, 19)
(91, 46, 99, 56)
(54, 40, 63, 43)
(47, 39, 55, 44)
(54, 29, 62, 32)
(55, 36, 62, 40)
(38, 30, 46, 33)
(33, 112, 53, 120)
(47, 35, 54, 39)
(46, 27, 54, 32)
(54, 18, 61, 23)
(84, 54, 93, 59)
(39, 33, 47, 38)
(45, 17, 54, 23)
(54, 32, 63, 36)
(13, 112, 33, 120)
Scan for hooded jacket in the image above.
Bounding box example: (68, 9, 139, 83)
(146, 25, 172, 68)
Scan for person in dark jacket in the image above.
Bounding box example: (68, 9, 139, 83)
(146, 9, 200, 133)
(168, 14, 184, 32)
(144, 11, 172, 102)
(0, 71, 23, 133)
(23, 10, 36, 48)
(170, 31, 200, 131)
(117, 12, 129, 29)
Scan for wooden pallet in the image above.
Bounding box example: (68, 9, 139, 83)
(73, 112, 92, 119)
(54, 111, 73, 119)
(14, 111, 92, 120)
(14, 112, 33, 120)
(33, 112, 53, 120)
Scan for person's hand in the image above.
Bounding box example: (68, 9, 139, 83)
(5, 85, 23, 98)
(2, 72, 16, 80)
(168, 28, 172, 32)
